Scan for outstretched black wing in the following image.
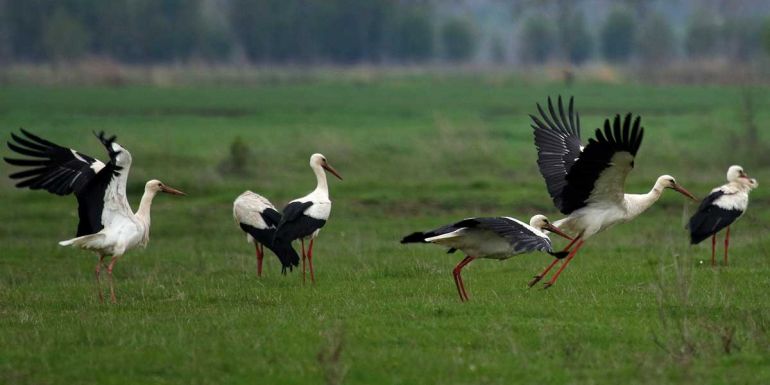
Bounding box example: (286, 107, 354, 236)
(273, 201, 326, 244)
(687, 190, 743, 245)
(454, 217, 554, 254)
(5, 129, 124, 236)
(531, 96, 584, 213)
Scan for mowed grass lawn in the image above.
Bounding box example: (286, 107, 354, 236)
(1, 77, 769, 384)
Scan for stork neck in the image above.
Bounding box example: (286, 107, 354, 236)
(312, 164, 329, 198)
(135, 189, 158, 226)
(625, 184, 664, 219)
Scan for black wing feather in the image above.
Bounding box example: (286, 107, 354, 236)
(687, 190, 743, 244)
(454, 217, 554, 254)
(273, 201, 326, 244)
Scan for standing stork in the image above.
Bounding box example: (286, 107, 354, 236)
(688, 165, 757, 266)
(4, 129, 186, 303)
(273, 153, 342, 284)
(402, 215, 572, 301)
(233, 191, 300, 276)
(528, 96, 698, 288)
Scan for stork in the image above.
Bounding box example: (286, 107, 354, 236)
(273, 153, 342, 284)
(688, 165, 757, 266)
(528, 96, 698, 288)
(233, 191, 300, 276)
(401, 215, 572, 301)
(4, 129, 186, 303)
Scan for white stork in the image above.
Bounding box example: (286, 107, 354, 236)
(233, 191, 299, 276)
(528, 96, 698, 288)
(688, 165, 757, 266)
(4, 129, 186, 303)
(401, 215, 572, 301)
(273, 153, 342, 284)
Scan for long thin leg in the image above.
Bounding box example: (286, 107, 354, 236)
(256, 243, 264, 277)
(724, 226, 730, 266)
(528, 236, 582, 287)
(95, 255, 106, 303)
(711, 234, 717, 267)
(543, 240, 585, 288)
(106, 255, 120, 304)
(307, 238, 315, 284)
(452, 256, 475, 302)
(301, 238, 306, 284)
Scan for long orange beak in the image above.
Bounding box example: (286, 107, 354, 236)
(322, 163, 343, 180)
(544, 223, 573, 241)
(672, 183, 697, 201)
(160, 185, 187, 196)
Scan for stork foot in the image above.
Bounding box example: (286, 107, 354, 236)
(542, 282, 553, 289)
(528, 276, 543, 288)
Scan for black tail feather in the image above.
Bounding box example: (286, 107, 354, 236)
(549, 251, 569, 259)
(268, 241, 300, 273)
(401, 232, 427, 244)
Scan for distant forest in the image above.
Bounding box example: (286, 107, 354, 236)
(1, 0, 770, 66)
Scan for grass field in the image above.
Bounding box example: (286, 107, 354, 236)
(1, 76, 769, 384)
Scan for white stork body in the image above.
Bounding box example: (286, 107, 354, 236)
(688, 165, 757, 266)
(233, 191, 299, 276)
(4, 130, 185, 303)
(401, 215, 571, 301)
(528, 96, 697, 288)
(273, 153, 343, 283)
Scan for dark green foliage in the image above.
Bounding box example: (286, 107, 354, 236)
(519, 16, 555, 64)
(387, 6, 434, 63)
(721, 18, 763, 63)
(42, 8, 90, 62)
(218, 136, 253, 176)
(601, 8, 636, 63)
(637, 13, 676, 64)
(441, 18, 477, 63)
(558, 10, 593, 65)
(685, 13, 720, 58)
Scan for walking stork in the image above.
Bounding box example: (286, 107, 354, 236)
(4, 129, 186, 303)
(233, 191, 299, 276)
(402, 215, 572, 301)
(688, 165, 757, 266)
(528, 96, 698, 288)
(273, 153, 342, 284)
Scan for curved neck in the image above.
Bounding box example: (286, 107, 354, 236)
(312, 164, 329, 198)
(625, 183, 664, 219)
(134, 189, 157, 226)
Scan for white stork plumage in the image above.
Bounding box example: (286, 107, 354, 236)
(233, 191, 300, 276)
(528, 96, 698, 288)
(688, 165, 757, 266)
(273, 153, 342, 284)
(401, 215, 572, 301)
(4, 129, 186, 303)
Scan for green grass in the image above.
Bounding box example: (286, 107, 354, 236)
(1, 76, 770, 384)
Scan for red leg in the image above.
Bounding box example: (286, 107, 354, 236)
(95, 255, 106, 303)
(711, 234, 717, 267)
(255, 243, 264, 277)
(106, 255, 119, 304)
(543, 240, 585, 288)
(724, 226, 730, 266)
(307, 239, 315, 284)
(528, 236, 582, 287)
(301, 239, 306, 284)
(452, 256, 475, 301)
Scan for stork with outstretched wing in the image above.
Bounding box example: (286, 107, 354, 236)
(5, 129, 185, 303)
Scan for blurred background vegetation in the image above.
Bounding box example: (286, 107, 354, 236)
(2, 0, 770, 85)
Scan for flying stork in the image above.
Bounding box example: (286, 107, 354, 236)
(233, 191, 300, 276)
(528, 96, 698, 288)
(401, 214, 572, 301)
(273, 153, 342, 284)
(4, 129, 186, 303)
(688, 165, 757, 266)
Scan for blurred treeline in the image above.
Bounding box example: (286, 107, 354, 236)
(2, 0, 770, 67)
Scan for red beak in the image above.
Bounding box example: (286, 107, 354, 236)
(544, 223, 573, 241)
(160, 185, 187, 196)
(322, 163, 343, 180)
(672, 183, 697, 202)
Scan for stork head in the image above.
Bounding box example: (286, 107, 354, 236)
(727, 165, 754, 187)
(145, 179, 186, 196)
(310, 153, 343, 180)
(529, 214, 572, 240)
(656, 175, 698, 201)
